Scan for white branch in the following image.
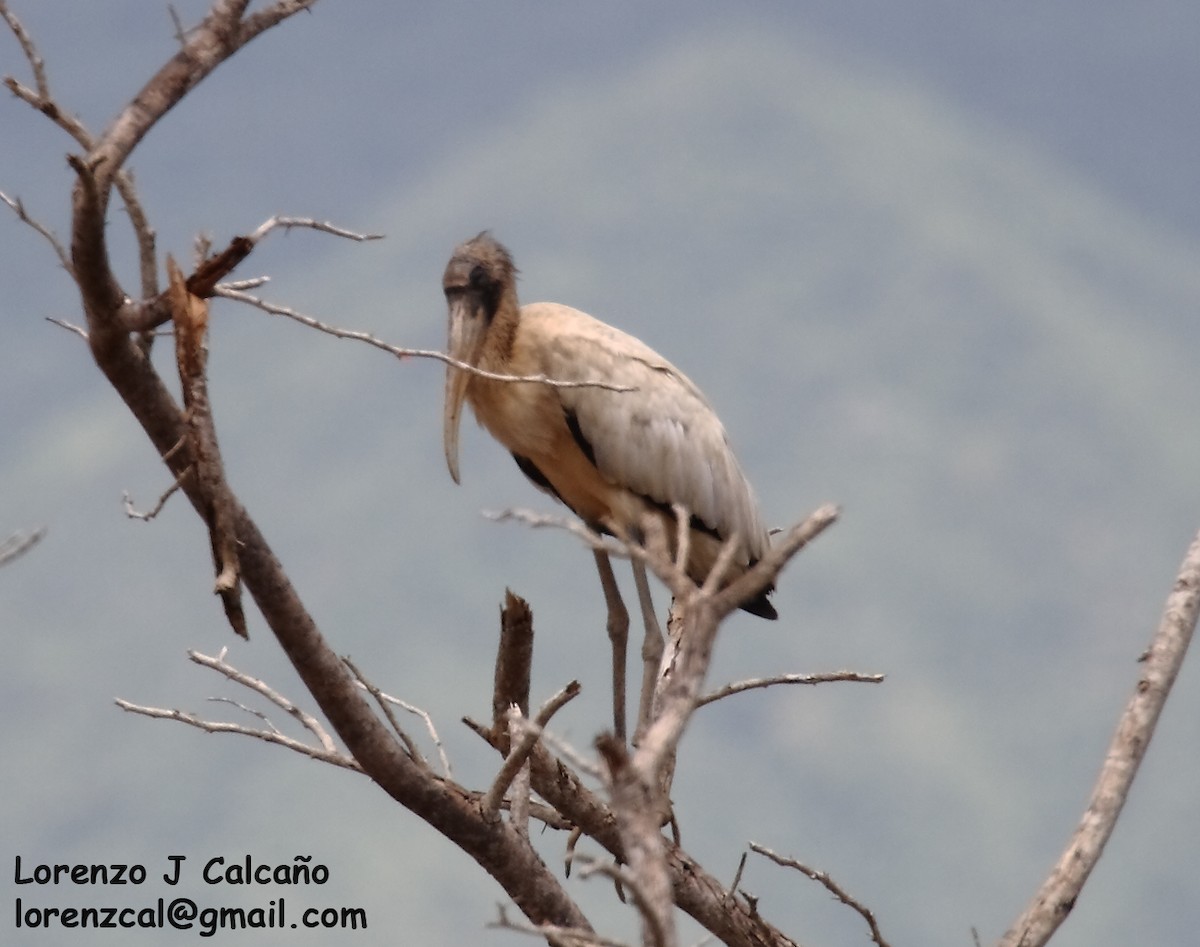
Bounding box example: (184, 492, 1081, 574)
(189, 648, 340, 755)
(114, 699, 360, 771)
(123, 480, 184, 521)
(0, 190, 72, 273)
(0, 527, 45, 567)
(45, 316, 90, 339)
(246, 214, 383, 245)
(481, 682, 581, 821)
(115, 649, 358, 769)
(995, 527, 1200, 947)
(699, 671, 885, 707)
(484, 507, 627, 557)
(343, 656, 444, 776)
(489, 904, 628, 947)
(214, 286, 635, 392)
(750, 843, 889, 947)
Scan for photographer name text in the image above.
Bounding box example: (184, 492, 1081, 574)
(16, 854, 328, 887)
(12, 855, 367, 936)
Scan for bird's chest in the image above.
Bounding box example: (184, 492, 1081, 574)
(467, 376, 565, 458)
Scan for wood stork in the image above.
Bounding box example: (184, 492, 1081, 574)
(442, 232, 774, 739)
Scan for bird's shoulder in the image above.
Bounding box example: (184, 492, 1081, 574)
(517, 302, 705, 399)
(516, 303, 763, 546)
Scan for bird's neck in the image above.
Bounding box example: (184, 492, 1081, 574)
(482, 293, 521, 368)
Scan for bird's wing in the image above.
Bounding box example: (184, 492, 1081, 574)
(522, 303, 768, 557)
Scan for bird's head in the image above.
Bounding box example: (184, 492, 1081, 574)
(442, 232, 518, 484)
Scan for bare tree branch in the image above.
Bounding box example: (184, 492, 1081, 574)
(0, 190, 72, 273)
(115, 649, 358, 770)
(489, 904, 627, 947)
(751, 843, 890, 947)
(215, 285, 637, 392)
(484, 507, 626, 556)
(572, 856, 677, 947)
(699, 671, 885, 708)
(248, 214, 384, 243)
(4, 0, 600, 932)
(122, 478, 184, 521)
(111, 216, 380, 333)
(190, 648, 340, 753)
(483, 502, 842, 946)
(345, 661, 454, 779)
(114, 697, 364, 769)
(0, 1, 46, 91)
(1, 2, 156, 296)
(481, 682, 582, 822)
(493, 590, 535, 744)
(0, 527, 45, 567)
(596, 734, 675, 947)
(342, 656, 428, 770)
(995, 527, 1200, 947)
(44, 316, 90, 339)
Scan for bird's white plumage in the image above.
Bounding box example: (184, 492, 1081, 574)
(509, 303, 768, 565)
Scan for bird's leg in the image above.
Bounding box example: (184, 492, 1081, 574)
(593, 549, 629, 742)
(631, 558, 664, 742)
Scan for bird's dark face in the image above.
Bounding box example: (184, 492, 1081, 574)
(442, 232, 517, 484)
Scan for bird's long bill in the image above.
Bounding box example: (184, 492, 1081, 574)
(442, 296, 487, 485)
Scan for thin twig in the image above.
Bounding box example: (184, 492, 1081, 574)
(699, 671, 885, 707)
(0, 190, 72, 273)
(214, 286, 636, 392)
(1, 4, 153, 291)
(488, 904, 626, 947)
(512, 715, 605, 781)
(381, 694, 452, 779)
(481, 682, 582, 821)
(167, 3, 190, 45)
(750, 843, 890, 947)
(1, 2, 48, 95)
(189, 649, 340, 756)
(485, 507, 628, 558)
(573, 856, 673, 947)
(247, 215, 384, 244)
(45, 316, 89, 339)
(123, 479, 185, 521)
(729, 851, 748, 896)
(115, 648, 356, 771)
(217, 276, 270, 292)
(114, 698, 361, 771)
(0, 527, 45, 567)
(208, 695, 285, 736)
(342, 657, 429, 771)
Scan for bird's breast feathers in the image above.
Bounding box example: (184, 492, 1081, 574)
(466, 302, 766, 558)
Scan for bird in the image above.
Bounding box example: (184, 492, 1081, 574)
(441, 231, 774, 740)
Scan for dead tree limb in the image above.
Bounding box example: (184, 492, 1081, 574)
(3, 0, 595, 935)
(699, 671, 885, 708)
(751, 843, 889, 947)
(996, 528, 1200, 947)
